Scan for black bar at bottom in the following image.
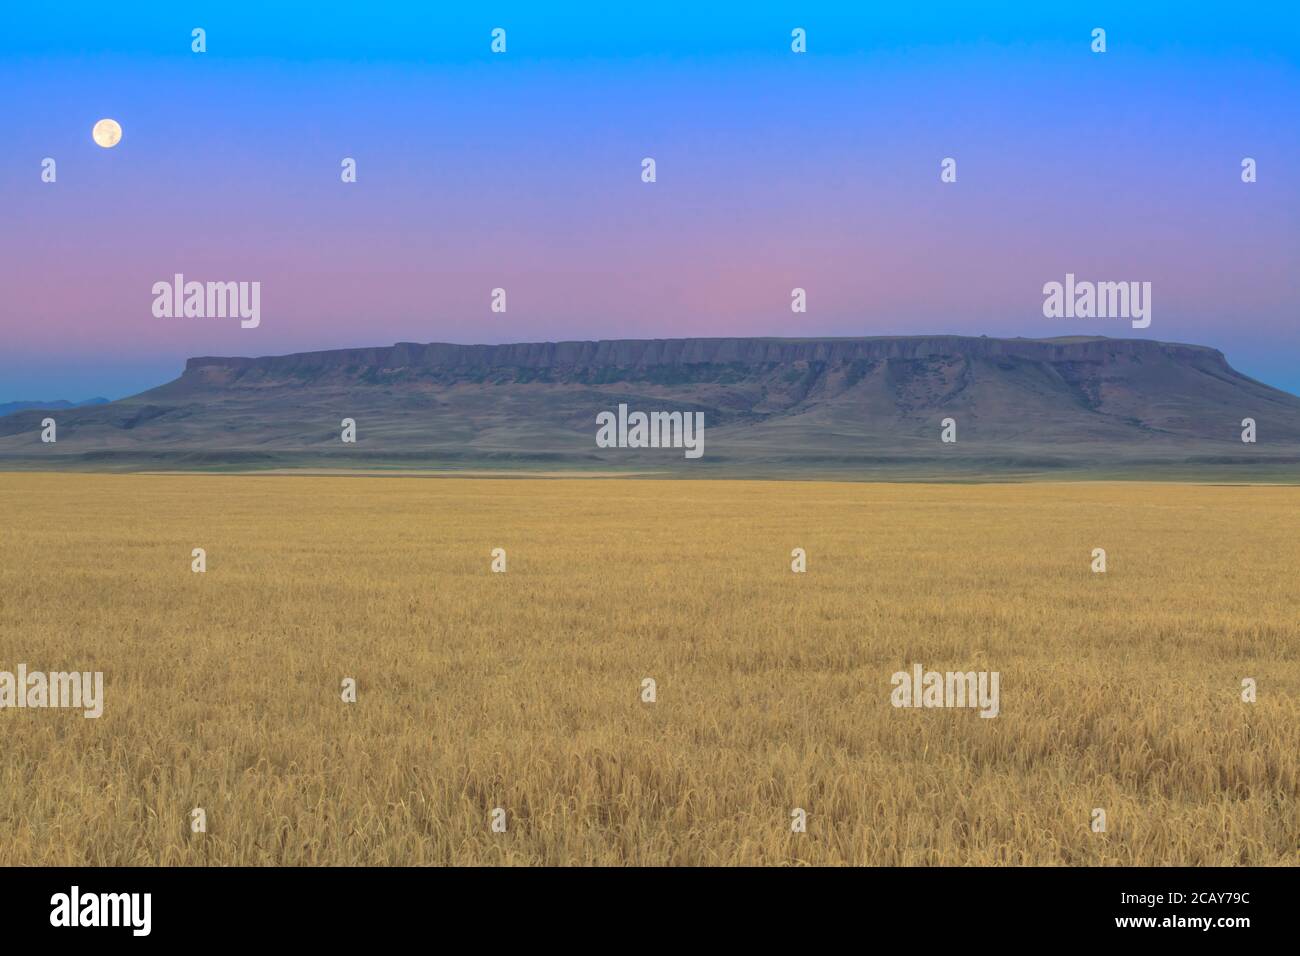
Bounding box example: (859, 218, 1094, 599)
(0, 865, 1279, 943)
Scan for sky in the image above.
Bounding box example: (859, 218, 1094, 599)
(1, 1, 1297, 401)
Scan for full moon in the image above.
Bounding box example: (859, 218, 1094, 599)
(92, 118, 122, 148)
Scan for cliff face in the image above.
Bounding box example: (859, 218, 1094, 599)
(4, 336, 1299, 476)
(181, 336, 1231, 379)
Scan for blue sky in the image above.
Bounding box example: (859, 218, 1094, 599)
(2, 1, 1297, 400)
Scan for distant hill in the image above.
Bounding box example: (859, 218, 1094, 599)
(1, 336, 1298, 479)
(0, 397, 109, 418)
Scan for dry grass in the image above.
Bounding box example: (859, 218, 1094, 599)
(0, 473, 1296, 865)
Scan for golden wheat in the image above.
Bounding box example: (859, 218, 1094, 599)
(0, 473, 1296, 865)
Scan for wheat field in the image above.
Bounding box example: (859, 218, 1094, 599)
(0, 472, 1296, 865)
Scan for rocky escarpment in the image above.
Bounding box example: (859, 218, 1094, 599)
(3, 336, 1299, 477)
(179, 335, 1233, 381)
